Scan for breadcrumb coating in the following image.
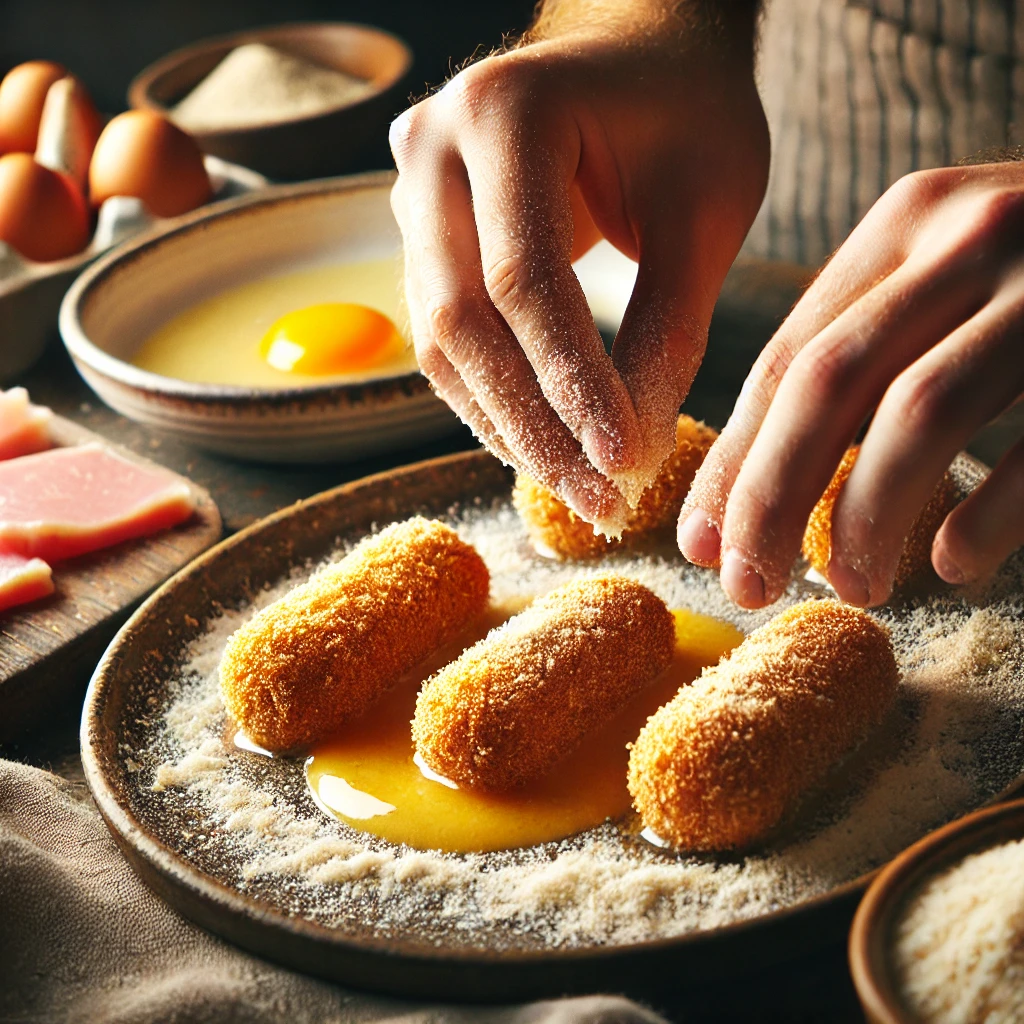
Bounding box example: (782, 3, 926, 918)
(413, 574, 675, 791)
(220, 517, 490, 753)
(627, 599, 898, 851)
(802, 446, 962, 589)
(513, 416, 718, 559)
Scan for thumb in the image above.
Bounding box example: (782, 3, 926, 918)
(611, 243, 714, 497)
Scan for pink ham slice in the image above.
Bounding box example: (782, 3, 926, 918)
(0, 552, 54, 612)
(0, 387, 52, 461)
(0, 443, 196, 561)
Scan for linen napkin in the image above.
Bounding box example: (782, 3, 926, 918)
(0, 758, 666, 1024)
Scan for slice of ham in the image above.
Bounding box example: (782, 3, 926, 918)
(0, 443, 196, 561)
(0, 387, 52, 461)
(0, 552, 54, 613)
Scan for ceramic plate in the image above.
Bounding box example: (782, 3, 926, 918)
(81, 450, 1024, 1003)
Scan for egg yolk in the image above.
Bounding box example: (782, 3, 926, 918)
(259, 303, 405, 376)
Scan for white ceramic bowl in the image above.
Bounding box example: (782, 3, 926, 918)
(59, 171, 460, 463)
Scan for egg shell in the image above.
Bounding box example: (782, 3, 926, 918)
(34, 75, 102, 192)
(0, 153, 91, 261)
(89, 110, 211, 218)
(0, 61, 67, 154)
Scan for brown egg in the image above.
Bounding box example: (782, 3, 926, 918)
(0, 61, 67, 154)
(0, 153, 91, 261)
(34, 75, 102, 192)
(88, 111, 211, 217)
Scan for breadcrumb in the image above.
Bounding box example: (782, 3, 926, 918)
(802, 446, 962, 589)
(895, 837, 1024, 1024)
(220, 517, 490, 752)
(413, 574, 675, 790)
(513, 416, 718, 559)
(627, 599, 898, 851)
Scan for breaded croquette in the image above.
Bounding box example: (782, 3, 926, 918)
(513, 415, 718, 559)
(627, 599, 897, 851)
(220, 517, 489, 753)
(803, 446, 962, 590)
(413, 574, 675, 790)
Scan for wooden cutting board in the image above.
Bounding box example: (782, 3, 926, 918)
(0, 415, 222, 745)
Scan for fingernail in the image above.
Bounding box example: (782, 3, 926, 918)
(555, 462, 619, 518)
(583, 421, 635, 473)
(566, 480, 627, 528)
(678, 509, 722, 566)
(932, 547, 967, 585)
(827, 560, 874, 606)
(720, 550, 766, 608)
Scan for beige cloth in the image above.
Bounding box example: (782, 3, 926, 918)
(750, 0, 1024, 265)
(0, 759, 666, 1024)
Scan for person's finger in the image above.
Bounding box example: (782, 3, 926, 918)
(416, 341, 517, 465)
(714, 252, 991, 608)
(829, 293, 1024, 604)
(456, 88, 645, 493)
(677, 243, 905, 568)
(610, 226, 713, 507)
(676, 171, 963, 569)
(933, 434, 1024, 584)
(392, 177, 509, 460)
(397, 260, 515, 467)
(393, 142, 627, 525)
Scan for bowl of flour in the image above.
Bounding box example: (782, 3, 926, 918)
(129, 23, 413, 180)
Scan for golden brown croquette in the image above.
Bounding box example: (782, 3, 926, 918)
(413, 574, 676, 790)
(513, 415, 719, 559)
(627, 599, 898, 851)
(802, 446, 962, 589)
(220, 517, 490, 752)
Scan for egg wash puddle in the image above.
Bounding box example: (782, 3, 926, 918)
(299, 607, 743, 854)
(132, 259, 417, 388)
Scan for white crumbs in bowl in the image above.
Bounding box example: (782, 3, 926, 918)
(895, 837, 1024, 1023)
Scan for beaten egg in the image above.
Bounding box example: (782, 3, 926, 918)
(300, 608, 744, 854)
(132, 259, 416, 387)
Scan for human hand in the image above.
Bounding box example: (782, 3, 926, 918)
(679, 161, 1024, 607)
(389, 3, 768, 532)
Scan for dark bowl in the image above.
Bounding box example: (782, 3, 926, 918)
(128, 22, 413, 181)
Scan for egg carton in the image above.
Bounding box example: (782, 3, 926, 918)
(0, 155, 267, 383)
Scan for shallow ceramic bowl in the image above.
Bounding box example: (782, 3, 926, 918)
(849, 798, 1024, 1023)
(0, 156, 265, 385)
(128, 22, 412, 180)
(59, 171, 460, 464)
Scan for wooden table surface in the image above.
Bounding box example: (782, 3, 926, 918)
(0, 261, 869, 1023)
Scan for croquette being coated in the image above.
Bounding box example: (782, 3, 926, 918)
(513, 415, 718, 559)
(802, 446, 962, 590)
(413, 574, 676, 790)
(627, 599, 898, 852)
(220, 517, 490, 752)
